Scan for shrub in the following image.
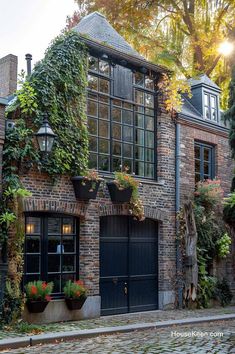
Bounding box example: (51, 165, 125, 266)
(215, 278, 233, 307)
(25, 281, 53, 302)
(194, 179, 223, 210)
(63, 280, 87, 299)
(216, 233, 232, 258)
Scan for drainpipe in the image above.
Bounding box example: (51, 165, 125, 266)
(25, 53, 32, 76)
(176, 121, 183, 308)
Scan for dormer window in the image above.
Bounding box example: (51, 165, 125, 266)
(204, 92, 218, 121)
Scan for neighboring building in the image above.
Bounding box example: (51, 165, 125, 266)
(0, 12, 233, 323)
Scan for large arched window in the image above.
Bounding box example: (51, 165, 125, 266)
(24, 214, 79, 297)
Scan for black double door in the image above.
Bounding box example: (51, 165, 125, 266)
(100, 216, 158, 315)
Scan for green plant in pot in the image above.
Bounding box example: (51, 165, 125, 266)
(107, 167, 145, 221)
(63, 280, 87, 310)
(71, 169, 103, 201)
(25, 281, 53, 313)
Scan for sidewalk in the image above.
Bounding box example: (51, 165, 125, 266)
(0, 306, 234, 350)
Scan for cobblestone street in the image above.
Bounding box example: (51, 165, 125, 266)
(2, 319, 235, 354)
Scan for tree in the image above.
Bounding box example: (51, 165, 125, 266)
(68, 0, 235, 108)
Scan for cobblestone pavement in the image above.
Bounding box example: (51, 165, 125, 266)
(2, 319, 235, 353)
(0, 306, 235, 340)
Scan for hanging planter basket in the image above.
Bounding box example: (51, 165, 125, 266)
(26, 300, 49, 313)
(71, 177, 100, 201)
(65, 296, 87, 310)
(107, 182, 132, 203)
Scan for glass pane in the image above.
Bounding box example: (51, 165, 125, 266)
(205, 107, 210, 119)
(211, 95, 216, 108)
(62, 274, 75, 289)
(134, 72, 144, 86)
(100, 95, 109, 104)
(123, 102, 133, 109)
(135, 146, 144, 160)
(24, 274, 40, 284)
(195, 173, 201, 183)
(204, 93, 209, 106)
(145, 108, 154, 116)
(89, 153, 97, 169)
(88, 118, 97, 135)
(195, 146, 200, 159)
(145, 76, 154, 90)
(123, 110, 133, 125)
(135, 161, 144, 176)
(99, 78, 109, 93)
(99, 139, 109, 154)
(62, 255, 75, 272)
(212, 108, 217, 121)
(88, 56, 98, 71)
(145, 131, 154, 148)
(26, 255, 40, 273)
(195, 159, 200, 173)
(63, 236, 75, 253)
(88, 75, 98, 90)
(135, 105, 144, 113)
(135, 90, 144, 105)
(123, 126, 133, 142)
(112, 124, 121, 140)
(135, 113, 144, 128)
(112, 107, 121, 122)
(99, 121, 109, 138)
(204, 162, 209, 175)
(48, 218, 61, 234)
(88, 92, 97, 100)
(123, 159, 132, 172)
(62, 218, 74, 234)
(99, 103, 109, 120)
(204, 148, 210, 162)
(26, 236, 40, 253)
(48, 255, 60, 272)
(113, 141, 121, 156)
(99, 155, 110, 171)
(145, 163, 154, 178)
(113, 99, 122, 107)
(48, 236, 61, 253)
(48, 274, 61, 293)
(145, 93, 154, 108)
(99, 60, 110, 75)
(136, 129, 144, 146)
(25, 217, 40, 234)
(87, 100, 98, 117)
(112, 157, 122, 171)
(145, 116, 154, 131)
(146, 149, 154, 162)
(123, 144, 133, 158)
(89, 136, 97, 152)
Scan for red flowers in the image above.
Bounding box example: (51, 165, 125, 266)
(45, 295, 52, 301)
(42, 282, 47, 290)
(30, 285, 38, 295)
(25, 281, 53, 302)
(76, 280, 84, 286)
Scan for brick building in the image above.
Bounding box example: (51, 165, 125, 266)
(0, 12, 234, 323)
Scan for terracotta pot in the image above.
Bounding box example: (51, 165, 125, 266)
(26, 300, 49, 313)
(65, 296, 87, 310)
(71, 177, 100, 201)
(107, 182, 132, 203)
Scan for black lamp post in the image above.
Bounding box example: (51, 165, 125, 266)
(35, 114, 56, 155)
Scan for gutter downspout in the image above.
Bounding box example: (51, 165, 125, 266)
(176, 121, 183, 308)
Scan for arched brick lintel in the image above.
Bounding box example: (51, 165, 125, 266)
(23, 198, 87, 217)
(99, 204, 166, 222)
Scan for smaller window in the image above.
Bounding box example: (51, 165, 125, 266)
(194, 142, 215, 183)
(203, 92, 218, 121)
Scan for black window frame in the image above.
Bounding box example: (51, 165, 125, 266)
(23, 213, 79, 299)
(87, 54, 157, 180)
(194, 142, 215, 183)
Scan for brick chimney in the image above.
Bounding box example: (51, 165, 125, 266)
(0, 54, 18, 98)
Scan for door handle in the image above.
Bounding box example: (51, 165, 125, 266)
(124, 282, 128, 295)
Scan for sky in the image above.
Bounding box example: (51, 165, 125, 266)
(0, 0, 78, 73)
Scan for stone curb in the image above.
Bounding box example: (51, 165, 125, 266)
(0, 313, 234, 351)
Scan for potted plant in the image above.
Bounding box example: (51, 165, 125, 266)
(63, 279, 87, 310)
(107, 167, 145, 220)
(25, 281, 53, 313)
(71, 169, 103, 201)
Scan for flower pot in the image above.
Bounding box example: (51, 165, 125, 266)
(107, 182, 132, 203)
(71, 177, 100, 201)
(26, 300, 49, 313)
(65, 296, 87, 310)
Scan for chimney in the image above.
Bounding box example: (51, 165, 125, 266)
(25, 53, 32, 76)
(0, 54, 18, 98)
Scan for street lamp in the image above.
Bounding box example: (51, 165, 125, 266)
(35, 114, 56, 154)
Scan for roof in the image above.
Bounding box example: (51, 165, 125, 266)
(188, 74, 221, 92)
(74, 12, 143, 59)
(181, 96, 203, 119)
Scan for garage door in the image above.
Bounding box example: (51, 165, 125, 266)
(100, 216, 158, 315)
